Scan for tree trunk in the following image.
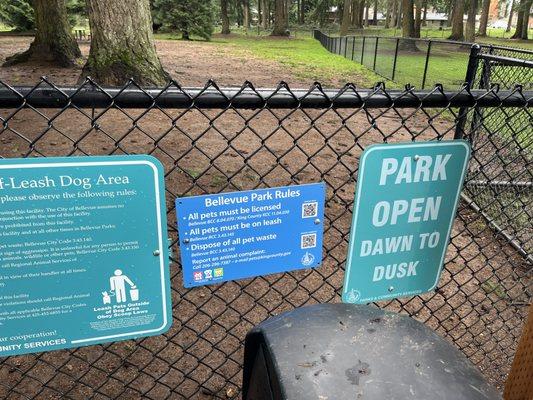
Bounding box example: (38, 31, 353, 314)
(299, 0, 305, 24)
(373, 0, 378, 24)
(364, 1, 369, 26)
(510, 0, 525, 38)
(448, 0, 465, 40)
(4, 0, 81, 67)
(422, 0, 428, 25)
(414, 0, 422, 37)
(401, 0, 419, 49)
(262, 0, 270, 27)
(237, 1, 244, 26)
(477, 0, 490, 35)
(385, 0, 394, 27)
(396, 0, 403, 28)
(359, 0, 366, 26)
(506, 0, 515, 31)
(351, 0, 359, 27)
(513, 0, 532, 38)
(402, 0, 415, 37)
(221, 0, 231, 34)
(340, 0, 353, 34)
(522, 0, 532, 38)
(243, 0, 251, 29)
(81, 0, 167, 86)
(447, 0, 454, 27)
(271, 0, 289, 35)
(389, 0, 398, 28)
(465, 0, 477, 41)
(258, 0, 262, 27)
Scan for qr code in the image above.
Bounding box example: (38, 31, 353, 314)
(301, 232, 317, 249)
(302, 201, 318, 218)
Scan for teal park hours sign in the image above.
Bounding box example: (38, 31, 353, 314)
(343, 140, 470, 304)
(0, 155, 172, 357)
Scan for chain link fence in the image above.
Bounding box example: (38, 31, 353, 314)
(314, 30, 533, 91)
(314, 29, 473, 89)
(462, 45, 533, 265)
(0, 79, 531, 399)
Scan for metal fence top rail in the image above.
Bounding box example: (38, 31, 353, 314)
(478, 54, 533, 69)
(0, 81, 531, 109)
(478, 44, 533, 56)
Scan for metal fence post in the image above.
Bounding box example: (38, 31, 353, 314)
(351, 36, 356, 61)
(361, 36, 366, 64)
(373, 37, 379, 71)
(344, 36, 348, 58)
(455, 44, 481, 139)
(421, 40, 433, 89)
(479, 46, 494, 89)
(392, 38, 400, 81)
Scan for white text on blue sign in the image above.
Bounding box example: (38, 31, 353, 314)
(176, 183, 326, 287)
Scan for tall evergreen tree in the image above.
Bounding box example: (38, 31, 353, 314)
(384, 0, 393, 27)
(153, 0, 214, 40)
(243, 0, 251, 28)
(477, 0, 490, 36)
(261, 0, 270, 27)
(402, 0, 416, 37)
(400, 0, 419, 50)
(465, 0, 477, 42)
(340, 0, 352, 35)
(3, 0, 81, 67)
(221, 0, 231, 34)
(414, 0, 422, 37)
(0, 0, 34, 31)
(506, 0, 515, 32)
(81, 0, 167, 85)
(448, 0, 464, 40)
(272, 0, 289, 35)
(511, 0, 532, 39)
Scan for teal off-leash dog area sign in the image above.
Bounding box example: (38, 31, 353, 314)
(0, 140, 471, 357)
(342, 140, 471, 304)
(0, 156, 171, 357)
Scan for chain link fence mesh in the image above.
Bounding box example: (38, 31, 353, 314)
(464, 45, 533, 263)
(314, 30, 533, 91)
(0, 80, 531, 399)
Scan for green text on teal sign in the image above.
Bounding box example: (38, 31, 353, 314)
(0, 155, 171, 357)
(343, 141, 470, 304)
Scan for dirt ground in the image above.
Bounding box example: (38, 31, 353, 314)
(0, 35, 531, 399)
(0, 36, 316, 88)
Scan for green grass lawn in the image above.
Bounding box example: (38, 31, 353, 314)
(334, 36, 471, 88)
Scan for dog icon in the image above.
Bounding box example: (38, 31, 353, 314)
(102, 291, 112, 305)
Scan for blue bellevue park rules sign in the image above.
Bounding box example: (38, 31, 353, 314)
(0, 156, 172, 357)
(176, 183, 326, 287)
(343, 140, 470, 304)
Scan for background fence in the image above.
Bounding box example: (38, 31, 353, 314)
(0, 80, 531, 399)
(314, 29, 533, 90)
